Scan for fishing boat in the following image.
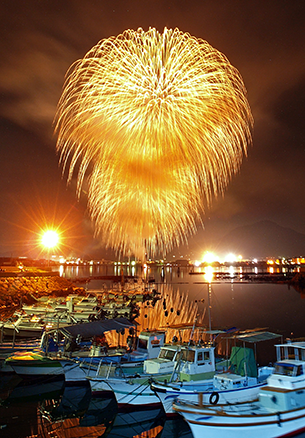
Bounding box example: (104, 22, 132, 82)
(21, 295, 63, 316)
(86, 320, 228, 407)
(50, 317, 139, 383)
(52, 294, 101, 321)
(87, 339, 228, 408)
(22, 294, 99, 318)
(5, 351, 67, 379)
(1, 294, 101, 339)
(62, 327, 166, 384)
(173, 340, 305, 438)
(0, 293, 116, 340)
(0, 312, 78, 339)
(87, 343, 181, 407)
(4, 318, 136, 381)
(151, 330, 279, 415)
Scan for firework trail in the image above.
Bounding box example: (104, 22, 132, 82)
(55, 27, 253, 257)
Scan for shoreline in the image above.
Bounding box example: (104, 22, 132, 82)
(0, 270, 83, 320)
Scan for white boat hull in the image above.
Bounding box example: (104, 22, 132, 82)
(88, 376, 162, 407)
(173, 400, 305, 438)
(2, 326, 44, 339)
(7, 355, 70, 377)
(153, 380, 265, 415)
(10, 361, 64, 377)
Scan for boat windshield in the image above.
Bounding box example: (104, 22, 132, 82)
(137, 338, 148, 351)
(180, 349, 195, 363)
(158, 349, 176, 360)
(274, 363, 303, 377)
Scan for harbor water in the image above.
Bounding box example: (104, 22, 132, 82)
(1, 264, 305, 437)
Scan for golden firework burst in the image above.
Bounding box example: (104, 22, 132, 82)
(55, 27, 253, 257)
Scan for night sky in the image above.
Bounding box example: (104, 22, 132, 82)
(0, 1, 304, 260)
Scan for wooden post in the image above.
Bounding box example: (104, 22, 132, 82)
(198, 392, 203, 407)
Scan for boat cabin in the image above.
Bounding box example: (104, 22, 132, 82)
(178, 345, 216, 381)
(259, 342, 305, 411)
(266, 359, 305, 390)
(143, 344, 181, 374)
(275, 341, 305, 362)
(124, 330, 165, 362)
(143, 344, 216, 380)
(266, 341, 305, 390)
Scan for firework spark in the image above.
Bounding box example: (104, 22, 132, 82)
(55, 27, 253, 257)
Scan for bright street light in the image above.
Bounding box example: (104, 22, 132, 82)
(41, 230, 59, 249)
(41, 230, 60, 266)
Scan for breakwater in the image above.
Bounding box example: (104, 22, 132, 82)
(0, 269, 82, 319)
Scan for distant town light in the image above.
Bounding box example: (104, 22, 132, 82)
(225, 253, 236, 263)
(202, 251, 218, 264)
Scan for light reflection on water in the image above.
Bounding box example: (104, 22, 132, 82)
(58, 264, 305, 339)
(57, 262, 295, 282)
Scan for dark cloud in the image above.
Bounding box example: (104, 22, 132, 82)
(274, 76, 305, 137)
(0, 0, 304, 258)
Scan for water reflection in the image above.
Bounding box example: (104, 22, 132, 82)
(56, 262, 297, 286)
(53, 263, 305, 340)
(39, 385, 117, 437)
(0, 379, 192, 438)
(204, 265, 213, 283)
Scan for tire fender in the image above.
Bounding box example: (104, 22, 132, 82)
(209, 391, 220, 405)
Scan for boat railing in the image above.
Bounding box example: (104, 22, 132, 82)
(78, 355, 98, 375)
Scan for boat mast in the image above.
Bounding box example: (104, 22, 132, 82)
(208, 282, 212, 344)
(188, 317, 197, 346)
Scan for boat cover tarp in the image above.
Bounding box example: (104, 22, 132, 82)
(60, 317, 135, 339)
(233, 331, 282, 343)
(229, 346, 258, 377)
(160, 322, 225, 334)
